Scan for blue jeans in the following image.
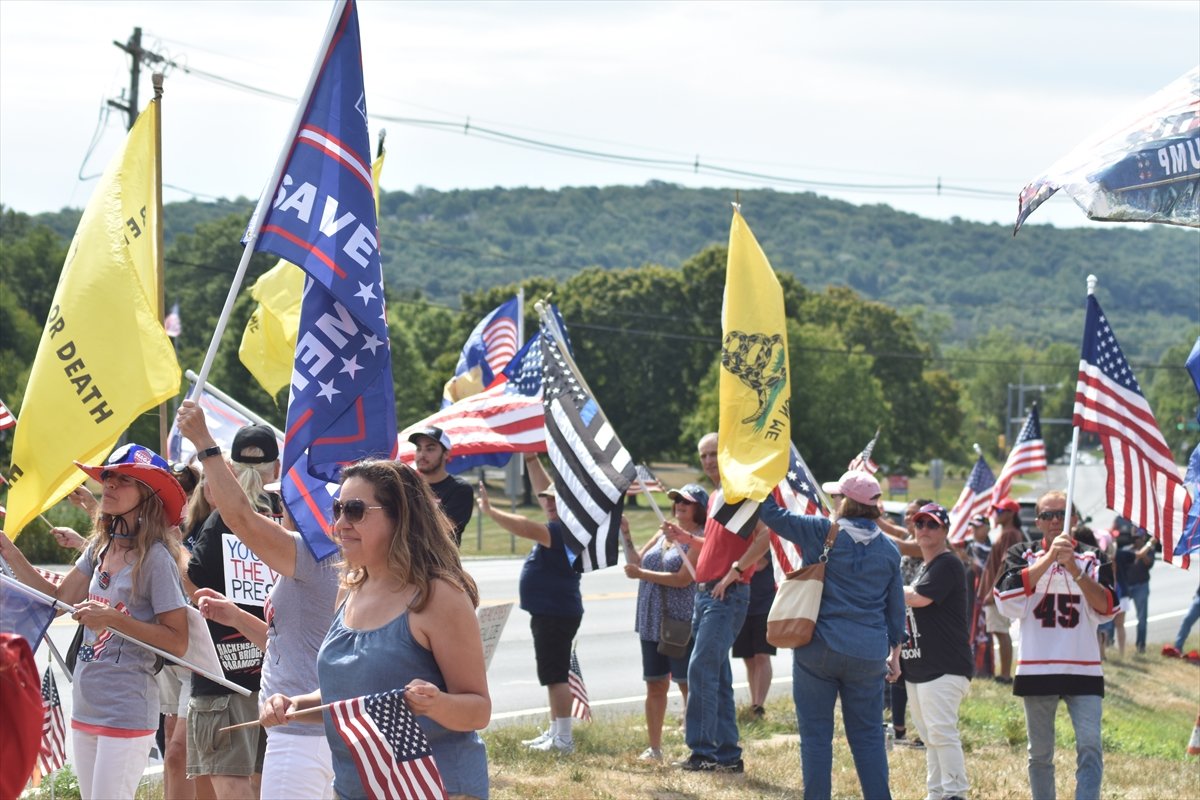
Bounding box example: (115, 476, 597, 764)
(685, 583, 749, 763)
(1023, 694, 1103, 800)
(1125, 581, 1150, 651)
(1175, 590, 1200, 651)
(792, 637, 891, 800)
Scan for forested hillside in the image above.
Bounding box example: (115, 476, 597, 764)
(3, 183, 1197, 477)
(25, 182, 1198, 361)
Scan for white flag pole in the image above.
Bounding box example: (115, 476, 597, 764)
(0, 574, 250, 696)
(189, 0, 349, 400)
(1062, 274, 1096, 537)
(184, 371, 285, 439)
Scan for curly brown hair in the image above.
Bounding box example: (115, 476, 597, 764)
(338, 460, 479, 612)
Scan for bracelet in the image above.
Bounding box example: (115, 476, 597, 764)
(197, 445, 222, 461)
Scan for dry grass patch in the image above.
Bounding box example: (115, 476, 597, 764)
(485, 653, 1200, 799)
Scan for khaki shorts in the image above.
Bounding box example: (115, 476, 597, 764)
(984, 604, 1012, 634)
(157, 665, 192, 717)
(187, 692, 265, 777)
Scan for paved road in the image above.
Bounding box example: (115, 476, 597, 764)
(30, 460, 1200, 770)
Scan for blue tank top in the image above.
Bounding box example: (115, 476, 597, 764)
(318, 602, 489, 799)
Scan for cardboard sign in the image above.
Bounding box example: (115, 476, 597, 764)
(221, 533, 279, 607)
(476, 602, 513, 670)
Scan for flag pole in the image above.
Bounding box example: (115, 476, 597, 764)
(0, 574, 250, 696)
(189, 0, 349, 400)
(183, 371, 284, 439)
(153, 73, 170, 456)
(1062, 274, 1096, 535)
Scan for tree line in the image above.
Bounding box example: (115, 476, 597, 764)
(2, 184, 1197, 496)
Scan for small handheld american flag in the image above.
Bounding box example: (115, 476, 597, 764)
(847, 428, 881, 475)
(568, 645, 591, 722)
(948, 455, 996, 544)
(36, 666, 66, 780)
(992, 404, 1046, 505)
(0, 397, 16, 431)
(328, 688, 448, 800)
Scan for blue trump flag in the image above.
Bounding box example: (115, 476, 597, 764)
(249, 0, 395, 559)
(1179, 337, 1200, 560)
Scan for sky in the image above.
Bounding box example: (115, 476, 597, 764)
(1, 0, 1198, 230)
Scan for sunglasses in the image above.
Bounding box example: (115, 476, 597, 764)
(1037, 509, 1068, 521)
(914, 519, 944, 530)
(332, 499, 386, 523)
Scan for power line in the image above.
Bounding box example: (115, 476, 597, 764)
(140, 45, 1013, 202)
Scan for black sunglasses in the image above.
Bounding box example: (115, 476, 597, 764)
(332, 499, 385, 523)
(914, 519, 944, 529)
(1038, 509, 1068, 521)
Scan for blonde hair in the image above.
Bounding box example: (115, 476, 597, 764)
(88, 480, 181, 598)
(338, 459, 479, 612)
(232, 458, 276, 515)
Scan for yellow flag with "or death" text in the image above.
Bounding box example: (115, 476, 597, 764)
(718, 208, 790, 503)
(238, 149, 387, 398)
(5, 101, 180, 537)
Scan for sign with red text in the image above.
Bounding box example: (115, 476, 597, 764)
(222, 534, 279, 607)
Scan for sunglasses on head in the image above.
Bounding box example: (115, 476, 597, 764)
(914, 519, 944, 530)
(1038, 509, 1067, 521)
(332, 499, 385, 523)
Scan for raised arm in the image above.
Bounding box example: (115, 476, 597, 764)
(175, 400, 298, 577)
(476, 481, 550, 547)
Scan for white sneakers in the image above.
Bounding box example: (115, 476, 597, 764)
(639, 747, 663, 761)
(521, 729, 552, 747)
(529, 735, 574, 754)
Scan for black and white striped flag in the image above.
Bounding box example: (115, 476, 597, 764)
(540, 316, 636, 572)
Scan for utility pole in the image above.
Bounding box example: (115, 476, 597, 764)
(108, 27, 165, 131)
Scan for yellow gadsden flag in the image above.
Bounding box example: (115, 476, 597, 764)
(238, 149, 386, 397)
(6, 101, 180, 536)
(718, 207, 790, 503)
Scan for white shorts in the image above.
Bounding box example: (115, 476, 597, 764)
(984, 604, 1012, 634)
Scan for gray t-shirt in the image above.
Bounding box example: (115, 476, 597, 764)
(260, 531, 340, 736)
(73, 540, 187, 731)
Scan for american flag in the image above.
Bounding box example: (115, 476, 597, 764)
(441, 296, 520, 408)
(163, 301, 182, 338)
(328, 689, 448, 800)
(847, 428, 881, 474)
(1074, 293, 1190, 564)
(769, 443, 827, 576)
(568, 646, 591, 722)
(36, 667, 66, 779)
(992, 404, 1047, 506)
(399, 331, 547, 471)
(625, 464, 665, 496)
(541, 314, 636, 573)
(947, 455, 996, 544)
(33, 567, 66, 587)
(0, 396, 15, 430)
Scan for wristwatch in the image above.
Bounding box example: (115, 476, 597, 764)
(732, 562, 744, 575)
(198, 446, 222, 461)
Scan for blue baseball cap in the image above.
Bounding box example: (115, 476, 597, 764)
(913, 502, 951, 529)
(668, 483, 709, 509)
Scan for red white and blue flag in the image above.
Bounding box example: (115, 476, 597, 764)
(769, 443, 826, 576)
(329, 688, 447, 800)
(399, 330, 547, 470)
(442, 296, 520, 406)
(0, 396, 16, 430)
(163, 301, 182, 338)
(626, 464, 665, 496)
(1074, 293, 1190, 564)
(568, 645, 591, 721)
(249, 0, 396, 554)
(1180, 338, 1200, 561)
(948, 455, 996, 545)
(37, 667, 66, 779)
(992, 403, 1047, 506)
